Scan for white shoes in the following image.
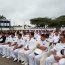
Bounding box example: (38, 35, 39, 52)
(21, 61, 25, 64)
(2, 55, 6, 58)
(13, 58, 17, 61)
(25, 63, 28, 65)
(6, 56, 10, 59)
(21, 61, 28, 65)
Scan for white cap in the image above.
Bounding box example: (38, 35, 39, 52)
(34, 49, 42, 55)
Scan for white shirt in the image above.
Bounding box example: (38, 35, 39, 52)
(26, 37, 36, 50)
(56, 50, 63, 57)
(22, 35, 29, 43)
(51, 43, 65, 52)
(17, 38, 25, 47)
(39, 39, 49, 48)
(10, 37, 18, 45)
(5, 36, 11, 43)
(53, 35, 59, 43)
(34, 33, 41, 41)
(34, 39, 49, 55)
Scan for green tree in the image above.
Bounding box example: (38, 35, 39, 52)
(0, 15, 6, 19)
(30, 15, 65, 28)
(30, 17, 52, 27)
(55, 15, 65, 27)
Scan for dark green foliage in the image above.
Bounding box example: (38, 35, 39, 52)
(0, 15, 6, 19)
(30, 15, 65, 28)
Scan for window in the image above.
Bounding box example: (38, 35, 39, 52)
(7, 23, 9, 26)
(1, 23, 3, 26)
(4, 23, 7, 26)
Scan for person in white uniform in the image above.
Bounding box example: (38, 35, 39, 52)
(45, 34, 65, 65)
(34, 31, 41, 41)
(12, 33, 26, 61)
(53, 31, 60, 45)
(6, 33, 18, 58)
(2, 32, 11, 57)
(29, 34, 50, 65)
(18, 32, 37, 65)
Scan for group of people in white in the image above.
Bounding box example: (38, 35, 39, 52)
(0, 30, 65, 65)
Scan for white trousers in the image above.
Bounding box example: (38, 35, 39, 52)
(12, 48, 22, 59)
(29, 52, 45, 65)
(18, 49, 33, 64)
(0, 45, 3, 54)
(45, 55, 65, 65)
(6, 46, 14, 57)
(2, 45, 9, 56)
(18, 49, 24, 61)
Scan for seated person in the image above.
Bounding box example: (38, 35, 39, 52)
(45, 34, 65, 65)
(29, 34, 50, 65)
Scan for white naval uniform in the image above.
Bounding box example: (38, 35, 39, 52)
(45, 43, 65, 65)
(18, 37, 37, 65)
(29, 39, 49, 65)
(22, 35, 29, 43)
(34, 33, 41, 41)
(53, 35, 59, 44)
(12, 38, 25, 59)
(2, 36, 11, 56)
(6, 37, 18, 58)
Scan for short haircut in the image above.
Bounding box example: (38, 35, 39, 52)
(46, 34, 49, 38)
(30, 32, 34, 37)
(5, 32, 10, 35)
(41, 34, 47, 38)
(11, 33, 15, 36)
(18, 33, 22, 37)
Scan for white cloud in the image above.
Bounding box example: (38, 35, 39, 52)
(0, 0, 65, 25)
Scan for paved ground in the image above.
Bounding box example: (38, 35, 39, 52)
(0, 55, 22, 65)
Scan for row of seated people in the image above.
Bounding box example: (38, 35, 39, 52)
(0, 30, 65, 65)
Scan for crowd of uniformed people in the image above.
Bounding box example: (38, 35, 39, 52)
(0, 30, 65, 65)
